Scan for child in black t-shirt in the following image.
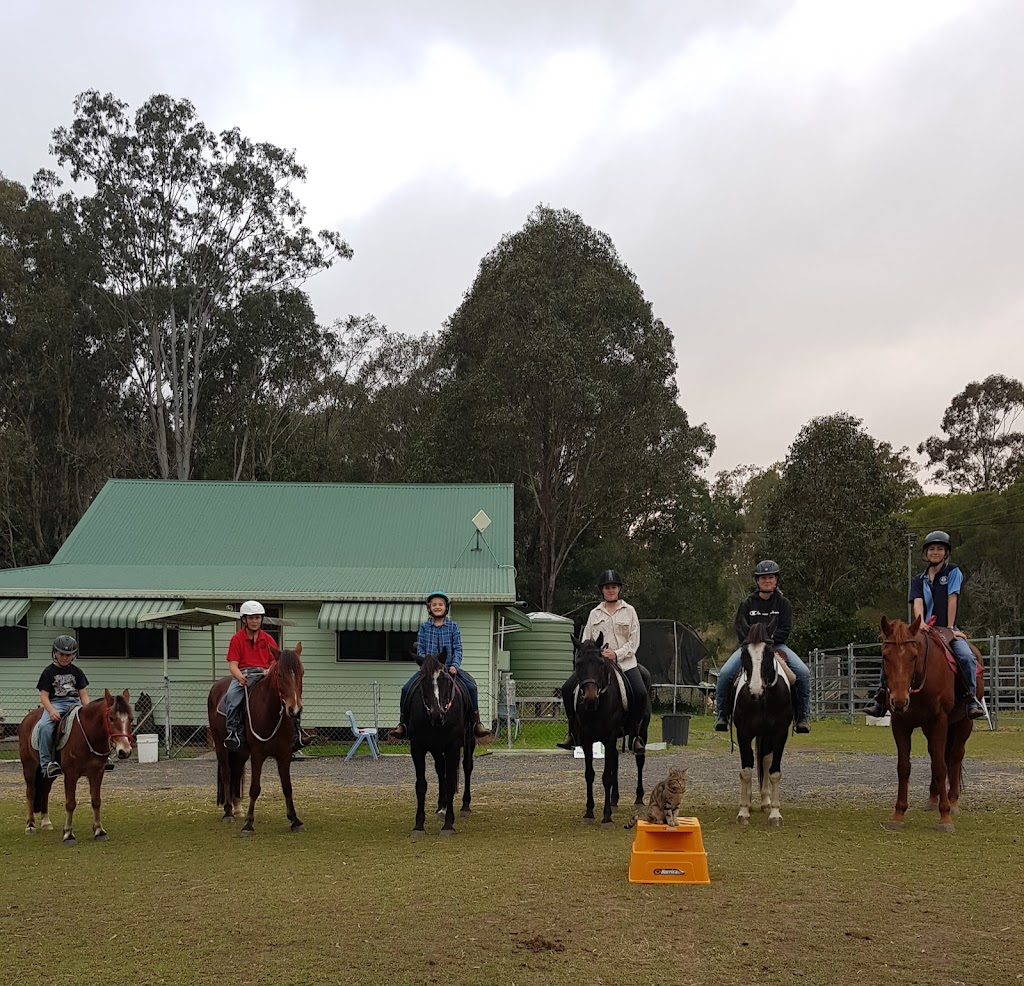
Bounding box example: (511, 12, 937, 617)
(36, 635, 90, 778)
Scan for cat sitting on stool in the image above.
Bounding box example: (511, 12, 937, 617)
(624, 766, 687, 828)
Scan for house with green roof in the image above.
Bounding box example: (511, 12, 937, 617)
(0, 480, 529, 738)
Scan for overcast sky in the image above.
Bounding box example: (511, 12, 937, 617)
(3, 0, 1021, 480)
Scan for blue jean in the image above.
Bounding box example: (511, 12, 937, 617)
(38, 697, 80, 770)
(224, 668, 266, 736)
(401, 667, 479, 714)
(716, 645, 810, 719)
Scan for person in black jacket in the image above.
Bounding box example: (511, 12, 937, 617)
(714, 560, 811, 733)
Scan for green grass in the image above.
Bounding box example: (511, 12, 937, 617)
(0, 781, 1021, 986)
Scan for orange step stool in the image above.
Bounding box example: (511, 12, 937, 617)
(628, 817, 710, 885)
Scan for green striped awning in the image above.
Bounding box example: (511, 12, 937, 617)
(0, 598, 30, 627)
(44, 598, 184, 629)
(318, 601, 422, 632)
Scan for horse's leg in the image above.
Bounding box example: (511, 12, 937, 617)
(946, 718, 973, 813)
(737, 731, 754, 826)
(434, 750, 446, 814)
(240, 752, 265, 837)
(62, 768, 78, 846)
(582, 742, 596, 822)
(461, 732, 474, 814)
(634, 712, 649, 806)
(925, 718, 953, 832)
(22, 758, 37, 834)
(275, 753, 303, 832)
(759, 737, 772, 811)
(39, 772, 53, 831)
(216, 745, 234, 822)
(600, 743, 617, 826)
(887, 721, 913, 829)
(767, 731, 787, 828)
(89, 767, 107, 841)
(440, 744, 459, 835)
(411, 744, 428, 838)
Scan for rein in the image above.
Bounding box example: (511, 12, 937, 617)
(77, 705, 134, 759)
(909, 630, 932, 695)
(243, 671, 287, 742)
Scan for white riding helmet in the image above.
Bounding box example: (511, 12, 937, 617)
(239, 600, 265, 617)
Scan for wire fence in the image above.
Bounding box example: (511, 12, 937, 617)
(808, 635, 1024, 728)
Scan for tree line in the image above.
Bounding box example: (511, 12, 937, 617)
(2, 91, 1022, 647)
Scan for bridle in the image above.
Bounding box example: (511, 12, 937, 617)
(241, 663, 301, 742)
(77, 703, 135, 759)
(575, 648, 610, 706)
(884, 629, 932, 702)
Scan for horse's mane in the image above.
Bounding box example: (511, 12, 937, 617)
(267, 648, 302, 687)
(419, 652, 446, 678)
(746, 622, 771, 646)
(882, 619, 915, 645)
(113, 694, 132, 715)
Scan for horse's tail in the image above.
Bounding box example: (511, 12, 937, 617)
(755, 735, 765, 792)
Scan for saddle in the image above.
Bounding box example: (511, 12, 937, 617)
(30, 706, 81, 753)
(772, 649, 797, 686)
(926, 626, 983, 697)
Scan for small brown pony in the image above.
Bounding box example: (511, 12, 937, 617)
(18, 690, 134, 845)
(207, 642, 304, 836)
(879, 615, 982, 832)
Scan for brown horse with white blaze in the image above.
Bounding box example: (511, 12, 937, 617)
(879, 615, 981, 832)
(19, 690, 134, 845)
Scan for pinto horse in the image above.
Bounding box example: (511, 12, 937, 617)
(207, 643, 304, 836)
(570, 633, 651, 826)
(731, 621, 792, 827)
(406, 649, 476, 837)
(879, 615, 981, 832)
(18, 690, 134, 844)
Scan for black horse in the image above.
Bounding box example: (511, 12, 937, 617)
(406, 649, 476, 838)
(570, 633, 651, 826)
(732, 621, 793, 827)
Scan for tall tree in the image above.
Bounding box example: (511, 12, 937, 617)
(761, 413, 920, 648)
(424, 206, 714, 611)
(918, 374, 1024, 493)
(0, 175, 143, 567)
(46, 90, 352, 479)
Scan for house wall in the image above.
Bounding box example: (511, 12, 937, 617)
(0, 600, 496, 732)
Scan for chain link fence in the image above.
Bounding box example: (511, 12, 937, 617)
(808, 634, 1024, 728)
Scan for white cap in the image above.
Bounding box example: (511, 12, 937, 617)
(239, 600, 265, 616)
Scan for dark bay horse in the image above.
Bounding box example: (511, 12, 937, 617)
(571, 634, 651, 827)
(19, 690, 134, 845)
(207, 643, 304, 836)
(406, 650, 476, 837)
(732, 622, 792, 827)
(879, 615, 980, 832)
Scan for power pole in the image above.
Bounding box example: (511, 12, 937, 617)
(906, 532, 917, 621)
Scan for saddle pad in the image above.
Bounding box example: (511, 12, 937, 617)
(574, 666, 629, 711)
(30, 706, 81, 753)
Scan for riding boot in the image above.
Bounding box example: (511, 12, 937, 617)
(224, 714, 243, 751)
(862, 685, 888, 718)
(292, 716, 310, 752)
(472, 710, 494, 743)
(714, 709, 729, 732)
(794, 697, 811, 734)
(556, 717, 577, 750)
(962, 673, 985, 720)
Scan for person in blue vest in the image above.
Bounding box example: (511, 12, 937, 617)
(863, 531, 985, 719)
(389, 591, 493, 742)
(36, 635, 91, 778)
(714, 560, 811, 734)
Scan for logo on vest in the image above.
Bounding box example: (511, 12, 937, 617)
(939, 576, 948, 585)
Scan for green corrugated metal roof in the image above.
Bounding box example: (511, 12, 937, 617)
(0, 597, 30, 626)
(0, 481, 516, 601)
(318, 602, 423, 632)
(44, 598, 184, 629)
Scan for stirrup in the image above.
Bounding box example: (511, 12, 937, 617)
(714, 714, 728, 732)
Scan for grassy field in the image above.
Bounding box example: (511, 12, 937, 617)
(2, 725, 1023, 986)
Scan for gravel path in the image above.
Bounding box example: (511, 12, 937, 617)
(3, 747, 1020, 807)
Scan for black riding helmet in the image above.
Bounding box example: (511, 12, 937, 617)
(597, 570, 623, 588)
(921, 531, 952, 556)
(52, 634, 78, 659)
(753, 559, 781, 579)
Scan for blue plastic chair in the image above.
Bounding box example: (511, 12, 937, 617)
(344, 710, 380, 761)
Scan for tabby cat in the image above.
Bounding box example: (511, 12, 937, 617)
(623, 766, 687, 828)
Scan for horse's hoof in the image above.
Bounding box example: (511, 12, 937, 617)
(633, 799, 645, 807)
(768, 817, 783, 828)
(222, 815, 234, 824)
(94, 831, 109, 842)
(25, 827, 35, 835)
(949, 803, 961, 815)
(439, 828, 456, 838)
(737, 815, 750, 826)
(884, 819, 904, 831)
(40, 820, 53, 831)
(925, 800, 939, 811)
(239, 828, 254, 838)
(410, 829, 425, 840)
(290, 823, 304, 833)
(582, 816, 596, 825)
(63, 837, 77, 847)
(601, 820, 614, 829)
(937, 821, 955, 834)
(460, 807, 472, 816)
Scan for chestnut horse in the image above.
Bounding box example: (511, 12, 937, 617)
(207, 643, 304, 836)
(879, 615, 981, 832)
(18, 690, 134, 845)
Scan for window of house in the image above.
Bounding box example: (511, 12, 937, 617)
(262, 604, 283, 645)
(77, 627, 179, 660)
(336, 631, 418, 663)
(0, 617, 28, 659)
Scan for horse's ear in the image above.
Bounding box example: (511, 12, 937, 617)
(738, 617, 751, 641)
(880, 615, 891, 636)
(909, 615, 922, 636)
(268, 640, 281, 659)
(440, 647, 448, 661)
(570, 634, 582, 651)
(104, 688, 114, 706)
(121, 688, 131, 703)
(596, 631, 605, 650)
(765, 618, 777, 640)
(293, 642, 302, 658)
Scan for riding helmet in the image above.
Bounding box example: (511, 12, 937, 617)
(597, 570, 623, 588)
(922, 531, 952, 554)
(239, 600, 265, 616)
(52, 634, 79, 655)
(426, 591, 450, 615)
(753, 559, 781, 578)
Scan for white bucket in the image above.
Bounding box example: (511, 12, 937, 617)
(573, 742, 605, 760)
(136, 734, 159, 763)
